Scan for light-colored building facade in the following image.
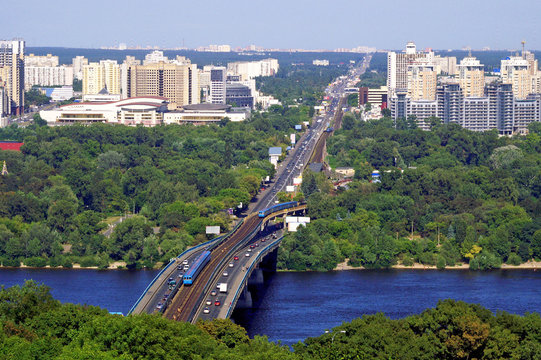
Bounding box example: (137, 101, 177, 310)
(72, 56, 88, 80)
(25, 53, 58, 67)
(501, 56, 531, 100)
(458, 56, 485, 98)
(126, 61, 199, 110)
(408, 64, 437, 100)
(163, 104, 249, 125)
(25, 65, 73, 89)
(0, 39, 25, 115)
(434, 55, 457, 75)
(40, 96, 168, 126)
(226, 59, 279, 80)
(50, 86, 74, 101)
(387, 42, 435, 98)
(82, 61, 121, 96)
(313, 59, 329, 66)
(208, 66, 226, 104)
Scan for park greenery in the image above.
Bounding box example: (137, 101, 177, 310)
(1, 281, 540, 359)
(257, 64, 349, 106)
(0, 105, 312, 269)
(278, 116, 541, 271)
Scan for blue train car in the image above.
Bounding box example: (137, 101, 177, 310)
(258, 201, 298, 218)
(183, 250, 211, 285)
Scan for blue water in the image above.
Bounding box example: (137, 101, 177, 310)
(231, 270, 541, 345)
(1, 268, 539, 345)
(0, 268, 158, 314)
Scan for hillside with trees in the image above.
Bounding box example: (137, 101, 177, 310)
(1, 282, 539, 359)
(0, 106, 311, 269)
(278, 117, 541, 271)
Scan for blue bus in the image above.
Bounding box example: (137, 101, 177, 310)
(183, 251, 211, 285)
(258, 201, 298, 218)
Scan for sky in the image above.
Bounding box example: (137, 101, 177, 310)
(2, 0, 541, 50)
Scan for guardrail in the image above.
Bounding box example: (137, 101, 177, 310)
(188, 215, 264, 322)
(127, 219, 244, 315)
(225, 236, 283, 318)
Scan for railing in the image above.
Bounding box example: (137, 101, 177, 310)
(187, 215, 263, 322)
(225, 236, 283, 318)
(127, 219, 244, 315)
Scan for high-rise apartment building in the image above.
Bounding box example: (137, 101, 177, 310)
(387, 42, 435, 97)
(0, 39, 25, 115)
(25, 54, 59, 67)
(208, 66, 226, 104)
(82, 61, 121, 95)
(458, 56, 485, 98)
(408, 64, 437, 100)
(501, 56, 531, 100)
(72, 56, 88, 80)
(82, 63, 105, 95)
(101, 60, 121, 95)
(121, 56, 141, 99)
(434, 55, 457, 75)
(25, 65, 73, 89)
(126, 61, 199, 110)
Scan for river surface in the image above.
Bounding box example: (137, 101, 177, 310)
(1, 268, 540, 345)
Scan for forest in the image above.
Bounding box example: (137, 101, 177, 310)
(277, 117, 541, 271)
(0, 105, 312, 269)
(0, 281, 539, 359)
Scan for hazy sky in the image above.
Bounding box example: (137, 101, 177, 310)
(3, 0, 540, 50)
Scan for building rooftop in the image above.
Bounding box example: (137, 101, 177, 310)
(268, 147, 282, 156)
(182, 104, 231, 111)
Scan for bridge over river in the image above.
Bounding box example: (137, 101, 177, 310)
(128, 59, 369, 322)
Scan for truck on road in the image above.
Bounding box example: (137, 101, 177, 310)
(219, 283, 227, 293)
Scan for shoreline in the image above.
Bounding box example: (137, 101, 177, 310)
(0, 261, 160, 271)
(333, 259, 541, 271)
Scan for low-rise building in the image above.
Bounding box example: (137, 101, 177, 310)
(163, 104, 249, 125)
(40, 96, 168, 126)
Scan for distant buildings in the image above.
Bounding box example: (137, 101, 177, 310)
(40, 97, 249, 126)
(388, 41, 541, 134)
(83, 61, 121, 95)
(125, 56, 199, 110)
(226, 58, 279, 81)
(0, 39, 25, 115)
(313, 59, 329, 66)
(207, 66, 226, 104)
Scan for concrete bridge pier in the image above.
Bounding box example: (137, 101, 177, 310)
(249, 268, 265, 285)
(236, 287, 253, 309)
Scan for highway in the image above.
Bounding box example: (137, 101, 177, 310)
(131, 56, 371, 320)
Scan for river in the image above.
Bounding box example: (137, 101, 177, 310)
(1, 268, 540, 345)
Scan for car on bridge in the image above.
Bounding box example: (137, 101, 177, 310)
(214, 300, 221, 306)
(203, 307, 210, 314)
(206, 299, 212, 305)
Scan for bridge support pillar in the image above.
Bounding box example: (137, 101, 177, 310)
(236, 287, 253, 309)
(249, 268, 264, 285)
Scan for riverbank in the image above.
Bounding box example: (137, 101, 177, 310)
(333, 259, 541, 271)
(0, 261, 163, 271)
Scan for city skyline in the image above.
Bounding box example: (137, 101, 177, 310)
(2, 0, 541, 50)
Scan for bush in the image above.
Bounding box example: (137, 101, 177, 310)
(436, 255, 446, 270)
(24, 257, 48, 268)
(48, 256, 63, 267)
(469, 258, 480, 270)
(78, 256, 99, 268)
(61, 257, 73, 268)
(506, 253, 522, 266)
(401, 256, 414, 267)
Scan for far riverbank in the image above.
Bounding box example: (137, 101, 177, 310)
(334, 259, 541, 271)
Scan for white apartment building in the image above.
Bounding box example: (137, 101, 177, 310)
(409, 100, 438, 130)
(408, 64, 437, 100)
(50, 86, 74, 101)
(207, 66, 226, 104)
(25, 54, 59, 67)
(387, 42, 435, 97)
(501, 56, 531, 100)
(143, 50, 168, 65)
(25, 65, 74, 90)
(72, 56, 88, 80)
(313, 59, 329, 66)
(227, 59, 279, 80)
